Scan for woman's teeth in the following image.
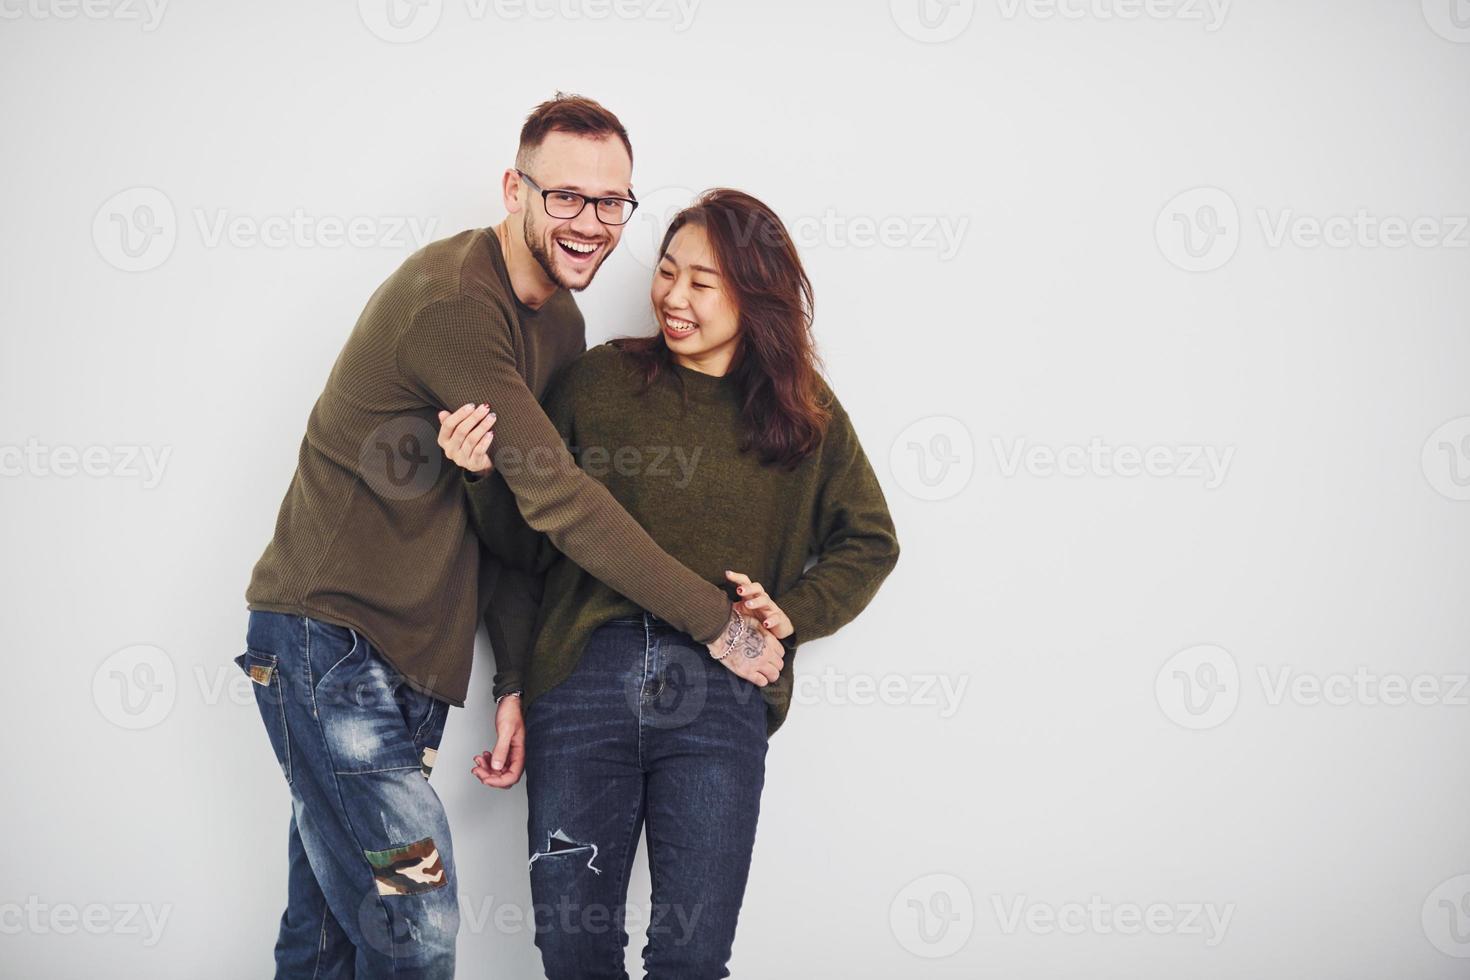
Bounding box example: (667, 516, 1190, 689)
(665, 316, 697, 335)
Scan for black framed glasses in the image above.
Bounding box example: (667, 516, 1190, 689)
(516, 170, 639, 226)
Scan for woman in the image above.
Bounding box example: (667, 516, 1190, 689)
(443, 189, 900, 979)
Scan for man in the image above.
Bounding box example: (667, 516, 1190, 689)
(241, 94, 784, 978)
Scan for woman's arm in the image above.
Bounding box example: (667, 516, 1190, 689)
(773, 400, 901, 645)
(467, 471, 559, 575)
(481, 561, 543, 701)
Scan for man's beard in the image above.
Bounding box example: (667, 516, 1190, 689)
(524, 211, 601, 293)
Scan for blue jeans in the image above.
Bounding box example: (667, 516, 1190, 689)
(239, 610, 458, 979)
(524, 613, 769, 980)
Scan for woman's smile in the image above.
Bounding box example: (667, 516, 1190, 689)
(662, 311, 699, 340)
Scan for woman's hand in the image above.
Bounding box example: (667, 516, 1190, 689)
(437, 403, 496, 476)
(470, 693, 525, 789)
(725, 570, 793, 639)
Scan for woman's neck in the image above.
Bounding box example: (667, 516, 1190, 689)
(672, 344, 736, 378)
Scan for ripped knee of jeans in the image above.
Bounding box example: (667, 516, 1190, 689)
(528, 829, 603, 875)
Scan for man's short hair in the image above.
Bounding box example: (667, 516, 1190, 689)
(517, 93, 633, 170)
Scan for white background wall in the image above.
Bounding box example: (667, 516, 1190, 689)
(3, 0, 1470, 976)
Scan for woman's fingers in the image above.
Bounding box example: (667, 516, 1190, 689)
(438, 404, 497, 472)
(744, 597, 791, 634)
(471, 431, 494, 471)
(742, 595, 775, 616)
(438, 405, 475, 451)
(739, 595, 793, 638)
(452, 404, 491, 448)
(734, 579, 765, 600)
(466, 408, 497, 446)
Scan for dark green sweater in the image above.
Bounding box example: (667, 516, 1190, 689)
(467, 342, 900, 734)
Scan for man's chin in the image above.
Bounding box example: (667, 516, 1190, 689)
(552, 257, 603, 292)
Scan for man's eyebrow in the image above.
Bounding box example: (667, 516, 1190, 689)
(545, 181, 634, 198)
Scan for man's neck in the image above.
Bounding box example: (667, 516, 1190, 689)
(494, 220, 557, 311)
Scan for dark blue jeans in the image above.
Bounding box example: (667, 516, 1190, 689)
(524, 613, 770, 980)
(239, 610, 458, 979)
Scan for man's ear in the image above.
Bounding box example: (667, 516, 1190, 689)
(501, 168, 524, 215)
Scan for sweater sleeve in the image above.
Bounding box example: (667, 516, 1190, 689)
(468, 472, 559, 575)
(775, 402, 901, 645)
(398, 296, 732, 645)
(480, 560, 543, 700)
(463, 363, 574, 576)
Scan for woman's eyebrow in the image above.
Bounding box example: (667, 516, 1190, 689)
(659, 255, 721, 276)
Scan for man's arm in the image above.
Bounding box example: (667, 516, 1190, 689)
(398, 295, 731, 645)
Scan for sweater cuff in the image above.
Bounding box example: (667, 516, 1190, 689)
(776, 590, 826, 647)
(690, 592, 734, 646)
(491, 673, 523, 702)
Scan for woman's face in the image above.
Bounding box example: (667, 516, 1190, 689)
(650, 224, 741, 374)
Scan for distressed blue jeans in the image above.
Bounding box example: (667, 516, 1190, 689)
(239, 610, 458, 979)
(524, 613, 769, 980)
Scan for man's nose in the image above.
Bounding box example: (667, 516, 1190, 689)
(569, 205, 603, 238)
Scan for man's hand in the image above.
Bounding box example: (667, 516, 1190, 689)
(437, 403, 496, 476)
(706, 607, 785, 686)
(470, 693, 525, 789)
(725, 570, 793, 640)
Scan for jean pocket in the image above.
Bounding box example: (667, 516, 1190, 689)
(236, 650, 292, 785)
(411, 695, 448, 750)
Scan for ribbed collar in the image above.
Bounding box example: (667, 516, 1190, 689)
(669, 359, 736, 400)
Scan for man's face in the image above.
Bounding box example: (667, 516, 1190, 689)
(514, 131, 633, 292)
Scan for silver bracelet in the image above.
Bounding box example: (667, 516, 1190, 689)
(495, 691, 522, 705)
(714, 613, 747, 661)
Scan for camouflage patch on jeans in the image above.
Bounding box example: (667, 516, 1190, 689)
(248, 663, 274, 685)
(364, 837, 446, 896)
(420, 746, 437, 779)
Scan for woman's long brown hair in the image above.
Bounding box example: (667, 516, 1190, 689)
(611, 188, 831, 470)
